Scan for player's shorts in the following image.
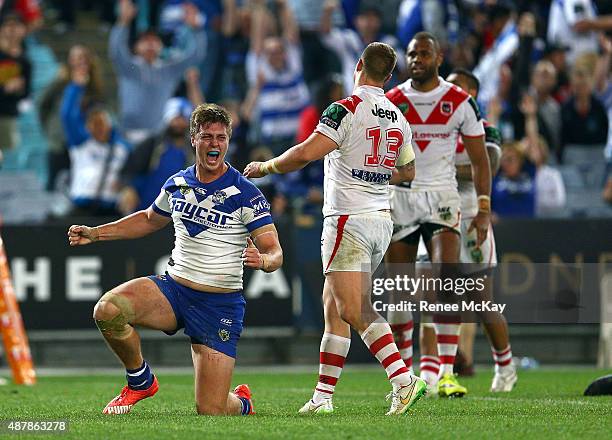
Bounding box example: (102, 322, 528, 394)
(390, 189, 461, 244)
(148, 273, 246, 358)
(459, 216, 497, 273)
(321, 211, 393, 274)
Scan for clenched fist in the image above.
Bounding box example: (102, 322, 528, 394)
(67, 225, 99, 246)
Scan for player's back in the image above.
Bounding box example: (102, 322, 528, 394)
(316, 85, 412, 217)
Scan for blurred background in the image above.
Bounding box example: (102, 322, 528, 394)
(0, 0, 611, 372)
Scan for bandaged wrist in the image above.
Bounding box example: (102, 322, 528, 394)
(477, 195, 491, 213)
(260, 159, 280, 175)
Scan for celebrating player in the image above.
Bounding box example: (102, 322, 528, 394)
(446, 68, 517, 391)
(385, 32, 491, 397)
(68, 104, 283, 416)
(244, 42, 426, 415)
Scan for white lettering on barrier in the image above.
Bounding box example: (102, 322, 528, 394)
(11, 257, 50, 302)
(245, 269, 290, 299)
(66, 257, 101, 300)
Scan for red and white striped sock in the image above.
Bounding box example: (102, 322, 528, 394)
(389, 318, 414, 374)
(312, 333, 351, 403)
(361, 322, 414, 388)
(492, 345, 513, 373)
(419, 355, 440, 386)
(433, 313, 461, 376)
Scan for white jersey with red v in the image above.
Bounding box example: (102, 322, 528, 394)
(315, 85, 413, 217)
(386, 77, 484, 192)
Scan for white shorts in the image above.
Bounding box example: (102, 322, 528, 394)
(390, 189, 461, 243)
(321, 211, 393, 274)
(459, 216, 497, 270)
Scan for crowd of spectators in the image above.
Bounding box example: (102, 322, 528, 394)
(1, 0, 612, 221)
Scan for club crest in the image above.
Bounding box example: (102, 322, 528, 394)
(218, 329, 230, 342)
(441, 101, 453, 115)
(212, 190, 227, 205)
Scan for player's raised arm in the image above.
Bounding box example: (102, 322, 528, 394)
(242, 224, 283, 272)
(67, 206, 171, 246)
(243, 131, 338, 178)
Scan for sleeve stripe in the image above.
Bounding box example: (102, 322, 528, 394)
(152, 204, 172, 217)
(462, 133, 485, 139)
(246, 215, 273, 232)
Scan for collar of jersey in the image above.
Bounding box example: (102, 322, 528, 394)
(185, 163, 235, 190)
(407, 76, 445, 95)
(354, 84, 384, 95)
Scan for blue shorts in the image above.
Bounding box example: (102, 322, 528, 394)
(148, 273, 246, 358)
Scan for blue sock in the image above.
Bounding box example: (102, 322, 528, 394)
(126, 361, 154, 390)
(238, 397, 251, 415)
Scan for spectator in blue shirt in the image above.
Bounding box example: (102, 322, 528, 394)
(492, 142, 536, 218)
(61, 83, 131, 217)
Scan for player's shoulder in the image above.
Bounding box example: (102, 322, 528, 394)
(386, 82, 408, 100)
(439, 78, 472, 104)
(162, 165, 196, 191)
(233, 167, 266, 200)
(439, 79, 481, 121)
(483, 120, 502, 147)
(319, 95, 362, 130)
(334, 95, 364, 114)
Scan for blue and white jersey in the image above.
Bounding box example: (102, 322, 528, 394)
(152, 165, 273, 290)
(246, 43, 310, 142)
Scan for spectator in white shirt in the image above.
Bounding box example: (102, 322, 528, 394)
(547, 0, 598, 65)
(319, 1, 405, 94)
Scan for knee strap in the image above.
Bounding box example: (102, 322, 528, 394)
(95, 292, 136, 339)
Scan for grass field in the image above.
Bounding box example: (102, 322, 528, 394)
(1, 367, 610, 439)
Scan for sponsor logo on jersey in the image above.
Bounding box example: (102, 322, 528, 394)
(171, 198, 233, 228)
(218, 328, 230, 342)
(220, 318, 233, 327)
(250, 194, 271, 217)
(371, 104, 398, 122)
(351, 168, 391, 184)
(320, 103, 349, 130)
(212, 190, 227, 205)
(194, 187, 207, 196)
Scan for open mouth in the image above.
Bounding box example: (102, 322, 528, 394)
(206, 150, 220, 166)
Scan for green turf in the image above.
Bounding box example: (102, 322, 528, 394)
(0, 368, 610, 439)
